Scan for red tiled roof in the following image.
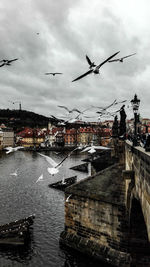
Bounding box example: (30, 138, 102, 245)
(17, 128, 46, 138)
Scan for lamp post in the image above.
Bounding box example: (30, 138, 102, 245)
(131, 94, 140, 146)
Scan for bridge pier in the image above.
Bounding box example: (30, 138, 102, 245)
(60, 163, 131, 266)
(60, 141, 150, 266)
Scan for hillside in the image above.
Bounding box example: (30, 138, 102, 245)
(0, 109, 57, 130)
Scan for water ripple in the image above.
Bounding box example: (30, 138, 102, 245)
(0, 151, 110, 266)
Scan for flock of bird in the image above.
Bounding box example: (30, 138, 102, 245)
(1, 52, 136, 82)
(72, 51, 136, 82)
(50, 98, 128, 124)
(44, 51, 136, 81)
(3, 52, 135, 123)
(5, 143, 110, 200)
(3, 49, 136, 203)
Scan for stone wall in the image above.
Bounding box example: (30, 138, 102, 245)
(60, 164, 131, 266)
(125, 141, 150, 241)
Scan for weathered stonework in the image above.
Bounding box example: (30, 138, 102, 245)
(125, 141, 150, 241)
(60, 141, 150, 266)
(60, 163, 131, 266)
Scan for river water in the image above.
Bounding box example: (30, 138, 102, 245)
(0, 150, 110, 267)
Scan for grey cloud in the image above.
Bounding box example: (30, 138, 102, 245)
(0, 0, 149, 120)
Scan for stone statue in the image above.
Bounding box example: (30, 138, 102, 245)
(119, 105, 126, 138)
(112, 115, 119, 137)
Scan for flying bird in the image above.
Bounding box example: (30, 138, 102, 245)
(108, 53, 136, 63)
(66, 194, 72, 202)
(72, 51, 120, 82)
(61, 176, 66, 185)
(0, 63, 5, 67)
(0, 58, 18, 66)
(5, 146, 24, 154)
(87, 147, 96, 154)
(92, 99, 117, 111)
(38, 149, 76, 176)
(114, 100, 127, 105)
(10, 169, 18, 176)
(58, 105, 81, 114)
(36, 174, 44, 183)
(45, 72, 63, 76)
(86, 55, 96, 69)
(81, 145, 111, 153)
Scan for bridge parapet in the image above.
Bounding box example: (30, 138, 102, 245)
(125, 140, 150, 241)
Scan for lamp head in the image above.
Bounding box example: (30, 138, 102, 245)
(131, 94, 140, 113)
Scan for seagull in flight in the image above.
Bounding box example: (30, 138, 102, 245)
(86, 55, 96, 69)
(0, 58, 18, 66)
(45, 72, 63, 76)
(81, 145, 111, 154)
(92, 99, 117, 111)
(58, 105, 81, 114)
(114, 100, 127, 105)
(38, 149, 76, 176)
(10, 169, 18, 176)
(72, 107, 93, 117)
(108, 53, 136, 63)
(72, 51, 120, 82)
(5, 146, 24, 154)
(61, 176, 66, 185)
(36, 174, 44, 183)
(66, 194, 72, 202)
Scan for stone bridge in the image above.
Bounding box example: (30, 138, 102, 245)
(125, 141, 150, 263)
(60, 141, 150, 267)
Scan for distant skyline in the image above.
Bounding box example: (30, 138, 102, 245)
(0, 0, 149, 121)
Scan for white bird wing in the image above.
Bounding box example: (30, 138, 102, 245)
(66, 194, 72, 202)
(88, 148, 96, 154)
(5, 147, 13, 154)
(66, 118, 77, 123)
(81, 146, 111, 153)
(14, 146, 24, 151)
(93, 146, 111, 150)
(38, 153, 58, 167)
(56, 154, 70, 168)
(36, 174, 43, 183)
(80, 147, 91, 153)
(5, 146, 13, 151)
(56, 148, 76, 168)
(16, 146, 24, 149)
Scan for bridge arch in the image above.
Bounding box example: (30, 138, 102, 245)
(129, 198, 150, 266)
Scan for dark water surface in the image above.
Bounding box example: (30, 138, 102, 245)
(0, 150, 110, 267)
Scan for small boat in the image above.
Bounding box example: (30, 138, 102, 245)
(49, 176, 77, 191)
(0, 214, 35, 246)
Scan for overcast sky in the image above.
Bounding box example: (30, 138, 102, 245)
(0, 0, 150, 122)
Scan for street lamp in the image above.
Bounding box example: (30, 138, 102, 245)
(131, 94, 140, 146)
